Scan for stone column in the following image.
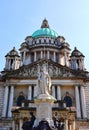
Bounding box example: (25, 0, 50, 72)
(82, 59, 84, 70)
(69, 124, 72, 130)
(47, 51, 50, 59)
(19, 119, 23, 130)
(9, 59, 11, 70)
(52, 86, 55, 98)
(8, 85, 14, 117)
(75, 85, 81, 118)
(34, 85, 37, 97)
(5, 58, 8, 69)
(2, 86, 9, 117)
(14, 58, 16, 69)
(12, 120, 15, 130)
(58, 54, 61, 64)
(57, 85, 61, 100)
(34, 51, 37, 61)
(64, 51, 67, 66)
(29, 53, 31, 63)
(53, 51, 56, 62)
(20, 52, 23, 66)
(28, 85, 32, 100)
(79, 60, 82, 70)
(65, 119, 68, 130)
(23, 50, 26, 63)
(72, 121, 75, 130)
(80, 86, 87, 118)
(41, 51, 43, 59)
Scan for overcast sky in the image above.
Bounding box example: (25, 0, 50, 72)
(0, 0, 89, 71)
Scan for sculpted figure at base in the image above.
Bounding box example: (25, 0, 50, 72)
(22, 112, 36, 130)
(36, 120, 53, 130)
(37, 64, 51, 96)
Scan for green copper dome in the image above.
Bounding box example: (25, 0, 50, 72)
(32, 28, 58, 38)
(32, 19, 58, 38)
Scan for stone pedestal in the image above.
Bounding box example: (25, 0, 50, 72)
(34, 94, 55, 127)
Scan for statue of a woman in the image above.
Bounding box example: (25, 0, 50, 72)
(37, 64, 51, 96)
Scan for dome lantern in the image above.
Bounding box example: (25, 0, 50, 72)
(41, 18, 50, 28)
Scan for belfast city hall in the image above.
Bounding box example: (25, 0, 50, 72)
(0, 19, 89, 130)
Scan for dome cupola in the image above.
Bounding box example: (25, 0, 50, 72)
(32, 19, 58, 38)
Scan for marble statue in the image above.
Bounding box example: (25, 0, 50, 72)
(37, 64, 51, 96)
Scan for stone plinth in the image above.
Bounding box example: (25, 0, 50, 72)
(34, 94, 55, 127)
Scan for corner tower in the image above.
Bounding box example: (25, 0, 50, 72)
(5, 47, 20, 70)
(70, 47, 85, 70)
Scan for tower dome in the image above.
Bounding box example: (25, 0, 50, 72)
(32, 19, 58, 38)
(71, 47, 84, 57)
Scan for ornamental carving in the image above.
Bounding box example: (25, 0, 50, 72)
(4, 60, 83, 78)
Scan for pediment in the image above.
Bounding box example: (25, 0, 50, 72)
(3, 59, 86, 79)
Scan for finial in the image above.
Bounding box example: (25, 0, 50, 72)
(74, 47, 77, 50)
(13, 47, 16, 50)
(41, 18, 50, 28)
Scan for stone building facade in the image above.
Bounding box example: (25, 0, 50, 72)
(0, 19, 89, 130)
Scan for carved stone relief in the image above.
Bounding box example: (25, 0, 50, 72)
(6, 61, 75, 78)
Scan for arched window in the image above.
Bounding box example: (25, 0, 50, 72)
(64, 92, 72, 107)
(17, 92, 25, 106)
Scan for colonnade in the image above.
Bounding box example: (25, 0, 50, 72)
(2, 85, 14, 118)
(2, 84, 87, 119)
(28, 85, 61, 100)
(22, 49, 68, 66)
(5, 58, 20, 71)
(51, 85, 61, 100)
(70, 59, 84, 70)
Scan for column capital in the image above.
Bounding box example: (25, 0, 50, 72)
(74, 85, 81, 88)
(10, 84, 15, 87)
(4, 81, 9, 86)
(57, 84, 61, 87)
(28, 84, 32, 86)
(80, 84, 86, 88)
